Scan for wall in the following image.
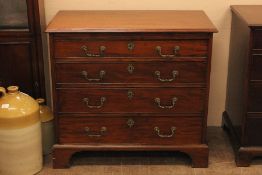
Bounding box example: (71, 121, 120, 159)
(43, 0, 262, 126)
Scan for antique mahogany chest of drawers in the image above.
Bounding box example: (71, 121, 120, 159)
(46, 11, 217, 168)
(223, 5, 262, 167)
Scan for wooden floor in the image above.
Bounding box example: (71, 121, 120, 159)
(38, 127, 262, 175)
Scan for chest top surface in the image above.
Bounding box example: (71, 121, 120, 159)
(231, 5, 262, 27)
(46, 10, 217, 33)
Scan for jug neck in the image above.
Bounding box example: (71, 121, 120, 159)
(36, 98, 45, 105)
(7, 86, 19, 95)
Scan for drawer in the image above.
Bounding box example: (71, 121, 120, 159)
(56, 87, 206, 114)
(248, 83, 262, 112)
(253, 30, 262, 49)
(55, 62, 207, 85)
(54, 40, 208, 58)
(245, 117, 262, 145)
(250, 54, 262, 80)
(58, 116, 203, 145)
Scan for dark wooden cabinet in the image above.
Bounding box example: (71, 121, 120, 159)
(0, 0, 45, 98)
(223, 5, 262, 167)
(46, 10, 217, 169)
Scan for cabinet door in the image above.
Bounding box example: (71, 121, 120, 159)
(0, 0, 29, 30)
(0, 40, 40, 97)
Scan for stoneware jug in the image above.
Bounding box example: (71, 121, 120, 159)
(0, 86, 42, 175)
(36, 98, 54, 155)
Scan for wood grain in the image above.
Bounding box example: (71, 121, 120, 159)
(55, 61, 207, 85)
(58, 116, 203, 145)
(225, 11, 250, 143)
(54, 39, 208, 58)
(52, 144, 208, 168)
(224, 5, 262, 167)
(223, 112, 262, 167)
(245, 117, 262, 145)
(0, 42, 35, 95)
(48, 11, 215, 168)
(248, 83, 262, 112)
(0, 0, 46, 98)
(46, 10, 217, 33)
(253, 30, 262, 49)
(231, 5, 262, 27)
(56, 87, 206, 114)
(250, 55, 262, 80)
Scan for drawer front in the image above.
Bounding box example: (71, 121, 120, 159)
(56, 88, 206, 114)
(54, 40, 208, 58)
(248, 83, 262, 112)
(58, 116, 202, 145)
(245, 117, 262, 146)
(253, 30, 262, 49)
(55, 62, 207, 84)
(250, 54, 262, 80)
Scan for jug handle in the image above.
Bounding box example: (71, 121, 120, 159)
(0, 87, 6, 98)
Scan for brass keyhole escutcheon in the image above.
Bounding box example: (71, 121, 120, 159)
(127, 90, 134, 100)
(128, 42, 135, 50)
(127, 118, 135, 128)
(127, 64, 135, 74)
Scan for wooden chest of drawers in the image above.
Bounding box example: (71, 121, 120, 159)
(46, 11, 217, 168)
(223, 5, 262, 167)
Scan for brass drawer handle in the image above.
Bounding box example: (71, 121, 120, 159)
(156, 46, 180, 58)
(154, 126, 176, 138)
(85, 126, 107, 137)
(155, 70, 179, 82)
(81, 70, 106, 82)
(83, 97, 106, 109)
(81, 45, 106, 57)
(154, 97, 177, 109)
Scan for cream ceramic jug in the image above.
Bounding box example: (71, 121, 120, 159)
(0, 86, 42, 175)
(36, 98, 55, 155)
